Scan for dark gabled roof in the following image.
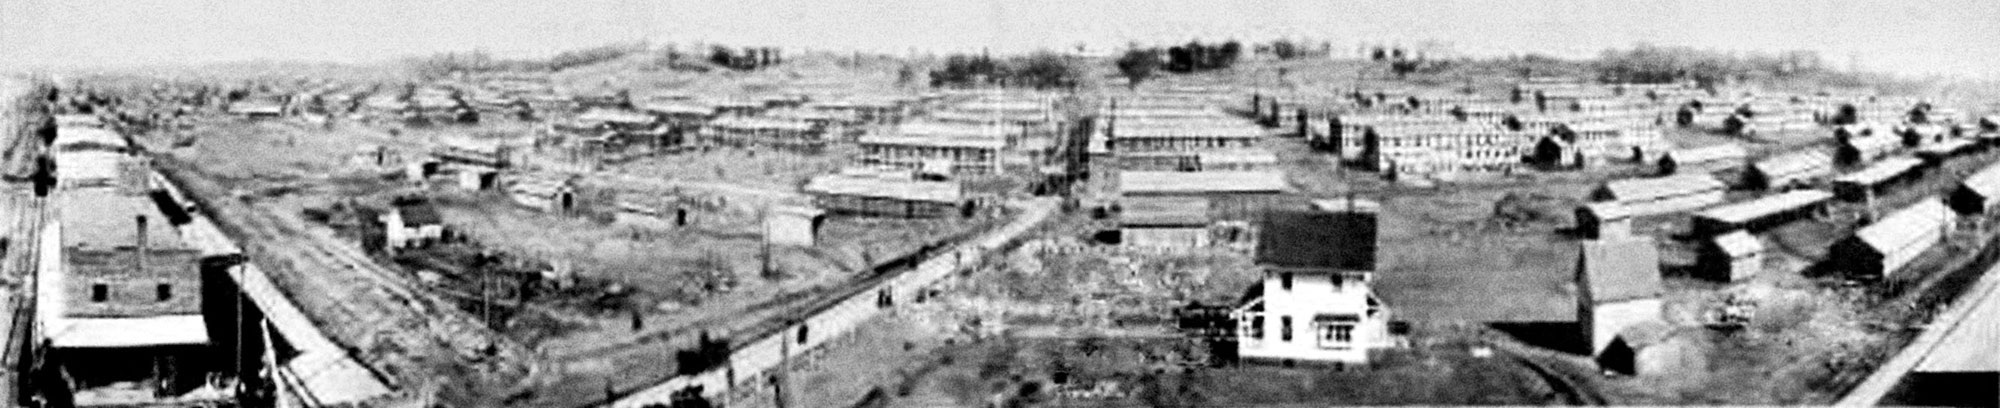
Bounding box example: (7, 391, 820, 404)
(395, 201, 444, 226)
(1578, 237, 1663, 304)
(1255, 206, 1377, 271)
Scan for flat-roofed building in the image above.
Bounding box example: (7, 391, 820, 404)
(1107, 122, 1264, 153)
(1117, 149, 1278, 172)
(39, 187, 224, 405)
(1119, 171, 1288, 221)
(856, 133, 1006, 175)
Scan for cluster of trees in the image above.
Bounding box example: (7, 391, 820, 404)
(929, 52, 1082, 89)
(406, 43, 647, 77)
(1113, 40, 1243, 88)
(708, 46, 784, 71)
(1592, 44, 1831, 86)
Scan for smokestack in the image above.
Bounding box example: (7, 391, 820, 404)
(135, 215, 149, 274)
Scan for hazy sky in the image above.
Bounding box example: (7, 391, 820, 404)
(4, 0, 1997, 78)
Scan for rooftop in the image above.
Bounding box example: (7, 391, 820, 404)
(58, 188, 189, 251)
(1119, 171, 1289, 195)
(1255, 203, 1378, 271)
(1579, 236, 1664, 304)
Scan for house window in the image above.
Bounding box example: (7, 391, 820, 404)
(1320, 324, 1356, 349)
(1247, 315, 1265, 339)
(1280, 273, 1293, 291)
(1329, 274, 1345, 292)
(90, 284, 109, 302)
(1280, 316, 1293, 342)
(156, 284, 172, 302)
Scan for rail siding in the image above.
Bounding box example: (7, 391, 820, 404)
(611, 198, 1054, 407)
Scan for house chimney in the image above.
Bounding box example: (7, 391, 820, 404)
(135, 215, 149, 275)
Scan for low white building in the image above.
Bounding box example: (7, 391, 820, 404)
(763, 205, 826, 247)
(1234, 199, 1396, 365)
(380, 200, 446, 250)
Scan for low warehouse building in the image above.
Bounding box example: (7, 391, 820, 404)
(1656, 144, 1746, 176)
(1913, 138, 1978, 165)
(1691, 189, 1833, 236)
(1119, 197, 1212, 248)
(762, 205, 826, 247)
(1589, 174, 1727, 217)
(1743, 151, 1833, 190)
(1835, 135, 1900, 166)
(1831, 156, 1926, 203)
(1829, 198, 1955, 279)
(803, 172, 969, 218)
(1947, 161, 2000, 216)
(1700, 230, 1764, 282)
(1119, 171, 1289, 221)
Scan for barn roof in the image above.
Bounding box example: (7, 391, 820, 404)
(1120, 197, 1211, 227)
(1752, 151, 1833, 180)
(1597, 174, 1726, 202)
(1854, 198, 1953, 255)
(1579, 237, 1664, 304)
(1694, 189, 1833, 225)
(1119, 171, 1289, 195)
(1256, 204, 1378, 271)
(802, 173, 963, 203)
(1663, 144, 1746, 165)
(1711, 230, 1764, 257)
(1833, 156, 1924, 187)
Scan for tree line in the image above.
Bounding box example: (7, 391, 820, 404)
(928, 51, 1082, 89)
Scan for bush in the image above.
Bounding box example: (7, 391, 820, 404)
(1116, 48, 1163, 88)
(929, 51, 1081, 90)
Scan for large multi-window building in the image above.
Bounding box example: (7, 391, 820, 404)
(1234, 199, 1399, 365)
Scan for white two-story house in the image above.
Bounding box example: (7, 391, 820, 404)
(1233, 199, 1397, 365)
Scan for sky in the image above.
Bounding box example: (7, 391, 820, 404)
(3, 0, 1997, 78)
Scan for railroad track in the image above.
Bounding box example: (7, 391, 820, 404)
(159, 162, 533, 390)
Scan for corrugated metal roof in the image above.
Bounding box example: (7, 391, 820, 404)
(1598, 174, 1726, 202)
(1711, 230, 1764, 257)
(1833, 156, 1924, 186)
(1855, 198, 1954, 255)
(1120, 197, 1210, 227)
(1579, 237, 1663, 304)
(802, 174, 962, 203)
(1119, 171, 1288, 195)
(1695, 189, 1833, 225)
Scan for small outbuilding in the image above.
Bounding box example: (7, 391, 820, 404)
(1574, 201, 1632, 239)
(1699, 230, 1764, 282)
(1947, 161, 2000, 216)
(763, 205, 826, 247)
(1829, 198, 1956, 279)
(381, 199, 446, 250)
(1119, 197, 1213, 249)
